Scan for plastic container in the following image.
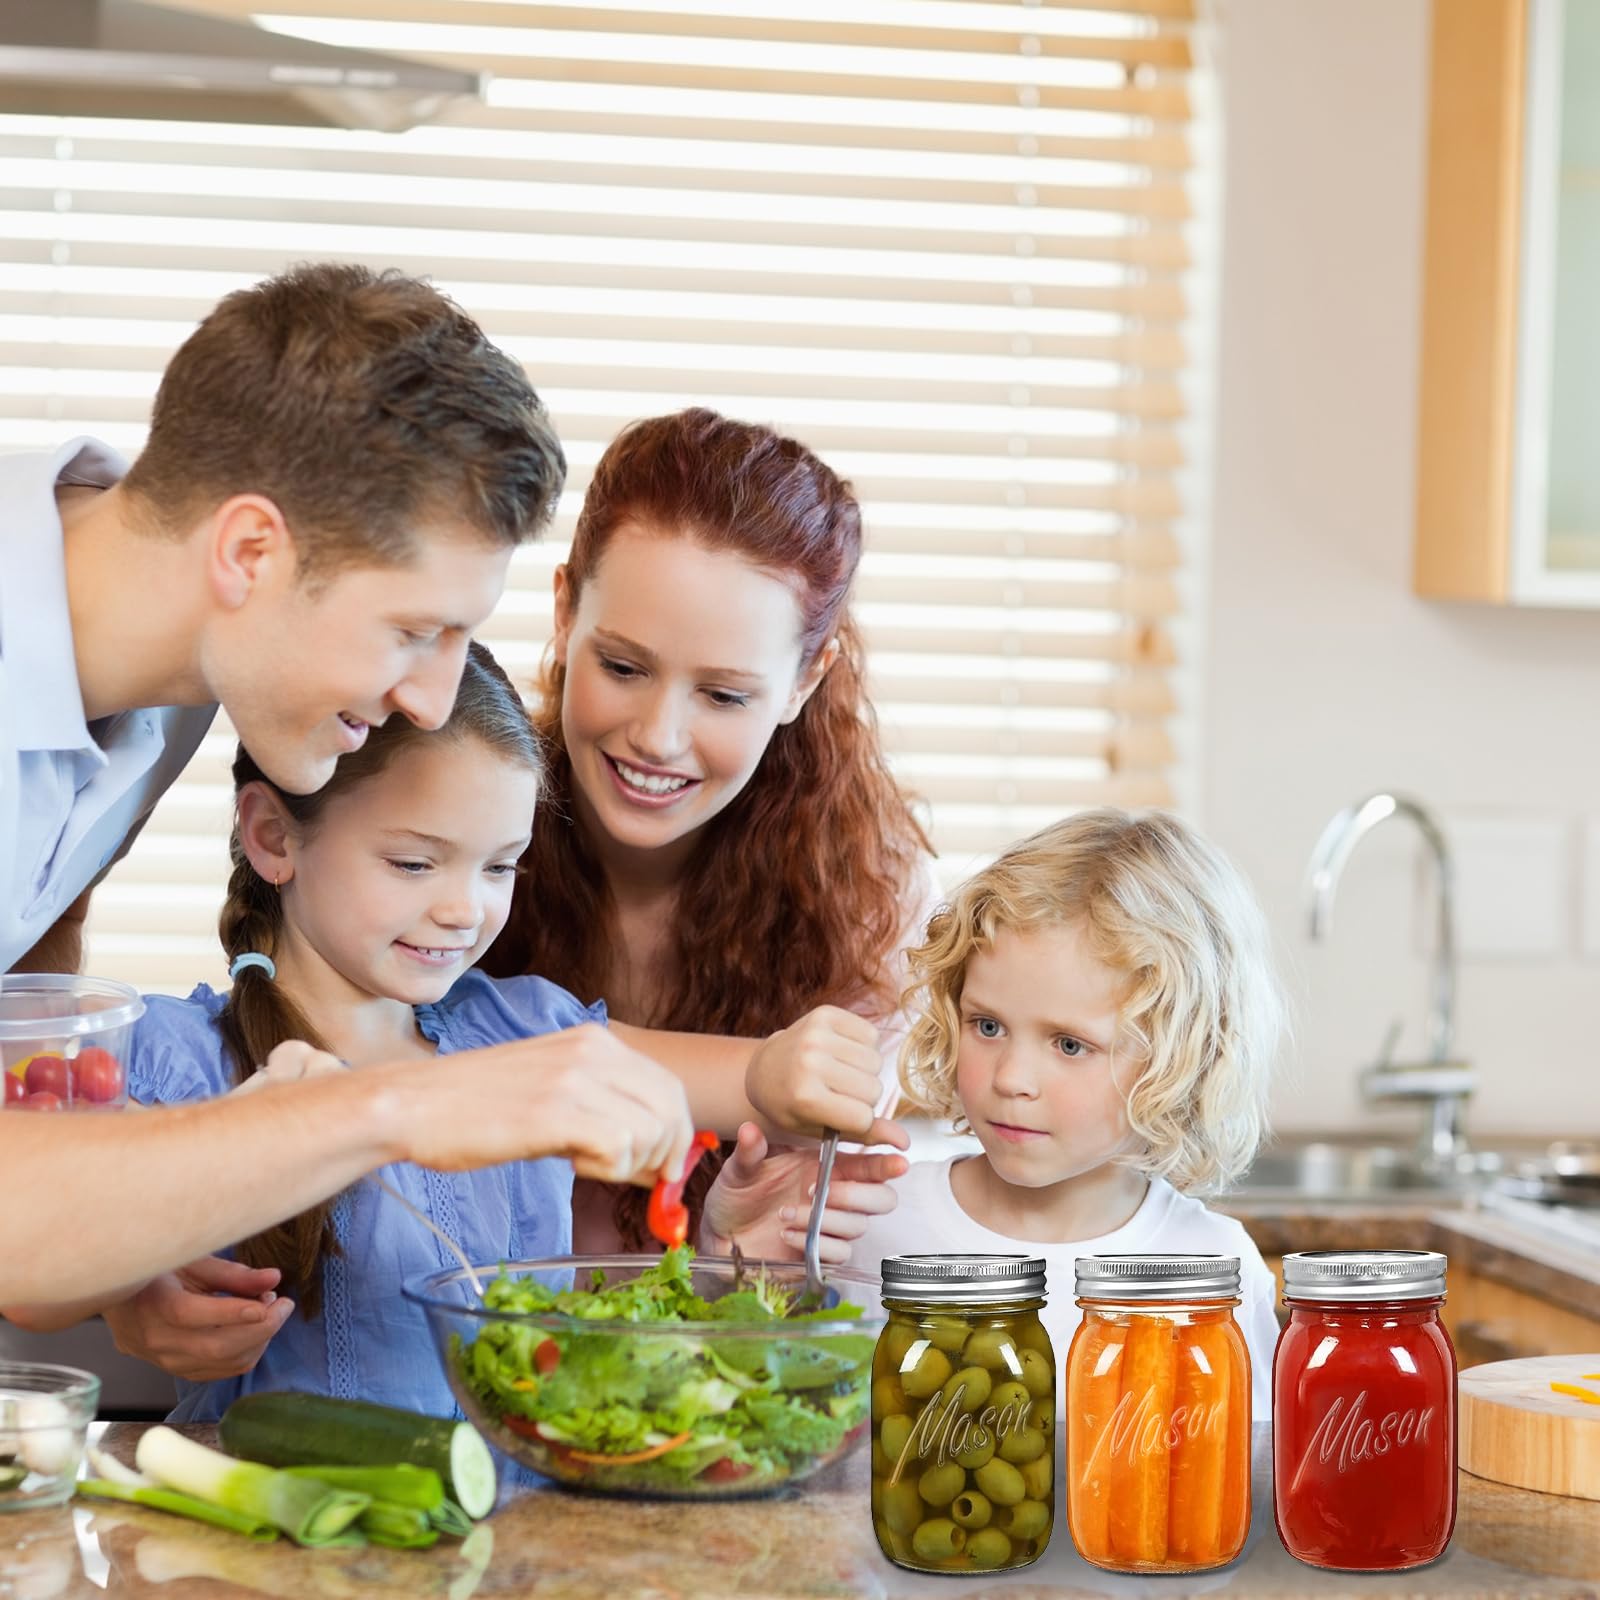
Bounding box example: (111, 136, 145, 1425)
(1273, 1250, 1457, 1571)
(0, 973, 142, 1111)
(1066, 1254, 1251, 1574)
(872, 1254, 1054, 1574)
(0, 1362, 100, 1511)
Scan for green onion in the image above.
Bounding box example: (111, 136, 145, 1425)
(134, 1428, 369, 1546)
(281, 1462, 444, 1510)
(428, 1496, 476, 1538)
(359, 1499, 439, 1548)
(77, 1478, 279, 1541)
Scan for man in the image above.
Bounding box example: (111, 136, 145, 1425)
(0, 263, 692, 1306)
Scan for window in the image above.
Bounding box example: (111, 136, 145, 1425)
(0, 0, 1204, 992)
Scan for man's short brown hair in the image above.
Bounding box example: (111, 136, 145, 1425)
(123, 262, 565, 569)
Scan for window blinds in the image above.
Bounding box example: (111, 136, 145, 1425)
(0, 0, 1199, 993)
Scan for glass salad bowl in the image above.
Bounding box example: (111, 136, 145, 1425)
(406, 1251, 883, 1499)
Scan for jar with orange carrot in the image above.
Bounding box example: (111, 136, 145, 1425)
(1066, 1254, 1252, 1574)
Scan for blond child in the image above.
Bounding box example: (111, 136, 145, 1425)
(855, 808, 1286, 1413)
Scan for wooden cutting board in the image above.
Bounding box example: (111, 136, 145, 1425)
(1459, 1354, 1600, 1500)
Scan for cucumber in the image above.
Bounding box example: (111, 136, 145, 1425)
(218, 1394, 495, 1519)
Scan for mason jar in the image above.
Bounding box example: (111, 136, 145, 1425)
(1273, 1250, 1456, 1571)
(872, 1254, 1053, 1573)
(1067, 1254, 1252, 1574)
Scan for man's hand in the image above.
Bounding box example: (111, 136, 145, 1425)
(231, 1040, 348, 1095)
(700, 1121, 907, 1264)
(8, 889, 92, 975)
(745, 1006, 910, 1148)
(102, 1255, 292, 1383)
(392, 1023, 694, 1187)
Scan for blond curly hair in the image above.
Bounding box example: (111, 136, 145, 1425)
(900, 809, 1284, 1194)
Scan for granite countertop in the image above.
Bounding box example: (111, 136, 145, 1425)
(4, 1422, 1597, 1599)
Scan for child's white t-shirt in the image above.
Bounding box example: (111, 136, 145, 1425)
(855, 1156, 1282, 1419)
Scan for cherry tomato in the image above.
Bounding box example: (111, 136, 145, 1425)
(72, 1047, 124, 1104)
(23, 1090, 63, 1111)
(24, 1055, 73, 1101)
(534, 1339, 561, 1375)
(3, 1072, 24, 1106)
(701, 1457, 752, 1483)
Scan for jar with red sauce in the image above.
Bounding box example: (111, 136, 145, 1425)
(1272, 1250, 1456, 1570)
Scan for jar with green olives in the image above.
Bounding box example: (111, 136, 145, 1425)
(872, 1254, 1054, 1573)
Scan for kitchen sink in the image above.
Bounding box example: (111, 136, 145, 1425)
(1224, 1140, 1509, 1203)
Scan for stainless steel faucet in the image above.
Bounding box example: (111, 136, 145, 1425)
(1305, 793, 1474, 1164)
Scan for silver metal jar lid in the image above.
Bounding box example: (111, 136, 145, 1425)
(1074, 1254, 1241, 1301)
(880, 1254, 1047, 1305)
(1281, 1250, 1447, 1302)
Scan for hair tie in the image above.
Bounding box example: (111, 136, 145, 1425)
(229, 952, 277, 981)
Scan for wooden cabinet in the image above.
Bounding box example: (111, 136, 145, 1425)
(1256, 1251, 1600, 1369)
(1414, 0, 1600, 606)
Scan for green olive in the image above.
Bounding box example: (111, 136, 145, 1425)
(961, 1325, 1019, 1371)
(974, 1457, 1026, 1506)
(950, 1489, 992, 1529)
(939, 1365, 992, 1414)
(880, 1319, 921, 1372)
(880, 1520, 915, 1564)
(951, 1427, 995, 1470)
(967, 1527, 1013, 1569)
(1020, 1452, 1052, 1501)
(882, 1478, 925, 1534)
(900, 1345, 953, 1400)
(879, 1412, 914, 1463)
(911, 1517, 966, 1561)
(1017, 1317, 1053, 1358)
(1030, 1397, 1055, 1432)
(1019, 1349, 1052, 1398)
(998, 1499, 1049, 1540)
(997, 1425, 1047, 1464)
(870, 1437, 893, 1476)
(925, 1316, 971, 1353)
(988, 1380, 1029, 1414)
(917, 1461, 965, 1506)
(872, 1374, 906, 1419)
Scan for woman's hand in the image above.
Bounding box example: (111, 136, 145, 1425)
(700, 1121, 908, 1264)
(745, 1006, 910, 1148)
(101, 1256, 293, 1383)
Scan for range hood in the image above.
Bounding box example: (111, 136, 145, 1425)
(0, 0, 484, 132)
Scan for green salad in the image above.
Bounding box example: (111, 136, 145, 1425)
(452, 1247, 875, 1494)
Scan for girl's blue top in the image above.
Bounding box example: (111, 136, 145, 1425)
(127, 969, 595, 1425)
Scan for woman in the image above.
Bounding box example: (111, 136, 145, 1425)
(484, 408, 939, 1251)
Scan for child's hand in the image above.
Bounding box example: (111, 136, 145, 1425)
(700, 1121, 908, 1265)
(101, 1255, 294, 1383)
(745, 1006, 910, 1149)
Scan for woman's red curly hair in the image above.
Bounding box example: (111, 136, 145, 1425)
(482, 407, 928, 1245)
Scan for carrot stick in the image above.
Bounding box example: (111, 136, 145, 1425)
(1167, 1321, 1231, 1565)
(1068, 1320, 1126, 1564)
(568, 1431, 693, 1465)
(1218, 1321, 1251, 1558)
(1107, 1316, 1176, 1567)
